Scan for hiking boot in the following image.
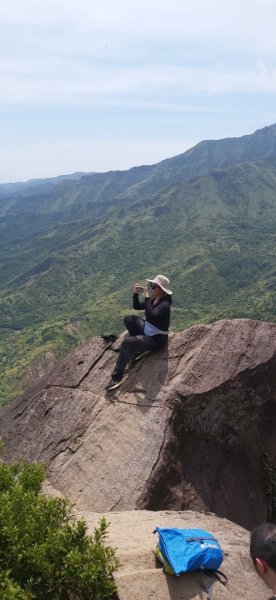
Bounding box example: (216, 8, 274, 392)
(134, 350, 152, 362)
(105, 371, 128, 391)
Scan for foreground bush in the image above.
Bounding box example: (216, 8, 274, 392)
(0, 450, 119, 599)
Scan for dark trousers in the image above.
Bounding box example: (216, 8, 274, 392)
(114, 315, 160, 375)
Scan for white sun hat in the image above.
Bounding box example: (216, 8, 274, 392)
(146, 274, 173, 295)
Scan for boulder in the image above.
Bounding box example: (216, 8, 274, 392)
(76, 509, 268, 600)
(0, 318, 275, 529)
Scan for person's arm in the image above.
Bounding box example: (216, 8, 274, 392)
(133, 283, 145, 310)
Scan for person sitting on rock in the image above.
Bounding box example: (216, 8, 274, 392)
(105, 274, 172, 391)
(250, 522, 276, 598)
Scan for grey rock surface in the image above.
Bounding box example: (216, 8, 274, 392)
(1, 318, 275, 528)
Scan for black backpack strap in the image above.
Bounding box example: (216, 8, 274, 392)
(213, 570, 228, 585)
(201, 569, 228, 600)
(186, 537, 217, 543)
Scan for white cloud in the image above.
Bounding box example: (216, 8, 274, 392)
(257, 59, 268, 77)
(1, 0, 276, 44)
(0, 0, 276, 180)
(0, 0, 276, 107)
(1, 56, 276, 106)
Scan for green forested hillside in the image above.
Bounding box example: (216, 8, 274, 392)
(1, 125, 276, 405)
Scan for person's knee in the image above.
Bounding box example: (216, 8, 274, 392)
(121, 335, 131, 350)
(122, 335, 139, 351)
(124, 315, 135, 329)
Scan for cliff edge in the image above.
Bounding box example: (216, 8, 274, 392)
(0, 318, 275, 529)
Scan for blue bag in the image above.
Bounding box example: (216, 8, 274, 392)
(155, 527, 224, 576)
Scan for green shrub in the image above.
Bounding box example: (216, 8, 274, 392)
(0, 451, 119, 599)
(0, 569, 30, 600)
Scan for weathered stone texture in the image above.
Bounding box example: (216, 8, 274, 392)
(1, 319, 275, 528)
(78, 509, 268, 600)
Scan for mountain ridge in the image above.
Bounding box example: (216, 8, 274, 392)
(0, 171, 94, 198)
(1, 123, 276, 219)
(0, 123, 276, 404)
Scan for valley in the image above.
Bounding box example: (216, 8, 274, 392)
(1, 124, 276, 405)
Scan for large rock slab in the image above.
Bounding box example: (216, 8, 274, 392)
(0, 318, 275, 528)
(76, 509, 268, 600)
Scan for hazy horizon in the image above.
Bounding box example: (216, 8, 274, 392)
(1, 0, 276, 183)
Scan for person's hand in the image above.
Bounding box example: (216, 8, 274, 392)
(141, 284, 149, 298)
(133, 282, 149, 297)
(133, 283, 141, 294)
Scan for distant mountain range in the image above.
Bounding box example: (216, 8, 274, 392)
(1, 124, 276, 405)
(0, 172, 93, 198)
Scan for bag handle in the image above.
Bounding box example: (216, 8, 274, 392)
(186, 537, 218, 543)
(201, 570, 228, 600)
(213, 570, 228, 585)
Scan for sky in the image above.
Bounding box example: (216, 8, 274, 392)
(1, 0, 276, 183)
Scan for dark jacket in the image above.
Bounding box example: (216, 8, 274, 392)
(133, 293, 171, 331)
